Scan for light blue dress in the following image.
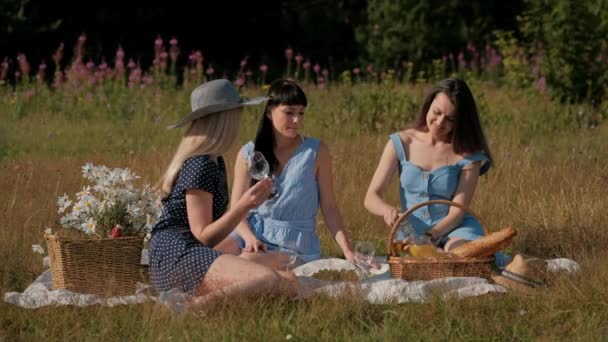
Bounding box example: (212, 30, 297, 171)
(390, 133, 510, 267)
(230, 137, 322, 263)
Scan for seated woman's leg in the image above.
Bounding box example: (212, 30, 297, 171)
(441, 215, 484, 252)
(215, 232, 291, 270)
(187, 254, 297, 310)
(239, 251, 291, 270)
(440, 217, 512, 267)
(214, 236, 242, 255)
(443, 237, 468, 251)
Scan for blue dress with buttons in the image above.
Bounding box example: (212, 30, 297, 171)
(389, 133, 491, 241)
(149, 155, 227, 295)
(229, 137, 322, 263)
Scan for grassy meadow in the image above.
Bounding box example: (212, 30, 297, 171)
(1, 80, 607, 341)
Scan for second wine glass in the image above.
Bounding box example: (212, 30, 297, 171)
(354, 240, 376, 278)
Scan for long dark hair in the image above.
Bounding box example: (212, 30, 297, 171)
(413, 78, 492, 162)
(253, 79, 308, 176)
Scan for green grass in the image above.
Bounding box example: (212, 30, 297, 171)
(1, 81, 607, 341)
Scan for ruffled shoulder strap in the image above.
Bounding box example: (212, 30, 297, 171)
(389, 133, 407, 163)
(456, 152, 491, 176)
(241, 141, 254, 160)
(303, 136, 321, 152)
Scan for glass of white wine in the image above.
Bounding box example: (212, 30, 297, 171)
(247, 151, 278, 199)
(281, 241, 299, 270)
(354, 240, 375, 278)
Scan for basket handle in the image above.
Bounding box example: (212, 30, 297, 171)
(386, 199, 490, 257)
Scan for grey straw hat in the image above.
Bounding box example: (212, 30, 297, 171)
(167, 79, 269, 129)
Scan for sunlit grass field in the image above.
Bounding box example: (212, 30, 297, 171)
(1, 81, 607, 341)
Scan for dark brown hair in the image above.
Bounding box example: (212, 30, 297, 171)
(253, 79, 307, 176)
(413, 78, 492, 163)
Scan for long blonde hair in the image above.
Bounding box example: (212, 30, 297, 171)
(158, 108, 242, 197)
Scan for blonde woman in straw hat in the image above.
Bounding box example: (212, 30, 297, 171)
(149, 79, 298, 308)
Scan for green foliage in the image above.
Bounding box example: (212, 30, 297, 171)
(355, 0, 522, 69)
(493, 30, 535, 89)
(331, 81, 419, 133)
(0, 80, 600, 161)
(519, 0, 608, 104)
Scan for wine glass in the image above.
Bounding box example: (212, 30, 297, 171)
(247, 151, 278, 198)
(281, 241, 299, 270)
(354, 241, 376, 278)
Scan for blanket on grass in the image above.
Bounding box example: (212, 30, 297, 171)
(4, 252, 580, 310)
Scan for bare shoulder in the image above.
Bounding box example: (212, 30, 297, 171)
(393, 129, 418, 152)
(399, 129, 417, 144)
(315, 140, 333, 164)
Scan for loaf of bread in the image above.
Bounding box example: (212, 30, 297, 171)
(450, 226, 517, 258)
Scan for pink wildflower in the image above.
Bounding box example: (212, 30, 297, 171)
(17, 53, 30, 76)
(295, 54, 304, 65)
(285, 48, 293, 61)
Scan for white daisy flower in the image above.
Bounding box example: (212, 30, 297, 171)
(81, 218, 97, 234)
(57, 194, 73, 214)
(82, 163, 95, 179)
(32, 244, 45, 254)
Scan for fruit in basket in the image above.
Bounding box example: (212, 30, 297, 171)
(409, 244, 441, 258)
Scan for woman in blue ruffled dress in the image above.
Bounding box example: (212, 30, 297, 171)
(216, 79, 355, 266)
(364, 78, 509, 266)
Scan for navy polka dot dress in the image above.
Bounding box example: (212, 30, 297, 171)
(149, 155, 228, 295)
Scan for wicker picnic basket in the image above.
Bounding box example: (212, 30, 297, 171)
(45, 233, 145, 296)
(387, 200, 494, 281)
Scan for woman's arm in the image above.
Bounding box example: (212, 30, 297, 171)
(231, 147, 265, 252)
(186, 176, 272, 247)
(316, 142, 355, 262)
(363, 139, 401, 227)
(427, 162, 481, 241)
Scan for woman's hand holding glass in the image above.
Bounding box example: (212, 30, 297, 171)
(239, 177, 272, 210)
(343, 248, 357, 264)
(247, 151, 279, 199)
(354, 241, 376, 277)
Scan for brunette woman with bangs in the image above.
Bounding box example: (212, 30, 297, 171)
(216, 79, 356, 267)
(364, 78, 509, 267)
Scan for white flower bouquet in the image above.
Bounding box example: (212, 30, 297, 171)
(56, 163, 161, 238)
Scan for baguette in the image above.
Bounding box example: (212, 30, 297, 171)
(450, 226, 517, 258)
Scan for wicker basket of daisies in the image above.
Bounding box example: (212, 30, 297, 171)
(46, 163, 161, 296)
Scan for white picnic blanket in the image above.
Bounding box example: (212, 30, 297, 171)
(293, 256, 579, 303)
(4, 252, 580, 309)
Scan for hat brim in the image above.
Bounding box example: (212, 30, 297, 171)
(491, 271, 545, 295)
(167, 96, 269, 129)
